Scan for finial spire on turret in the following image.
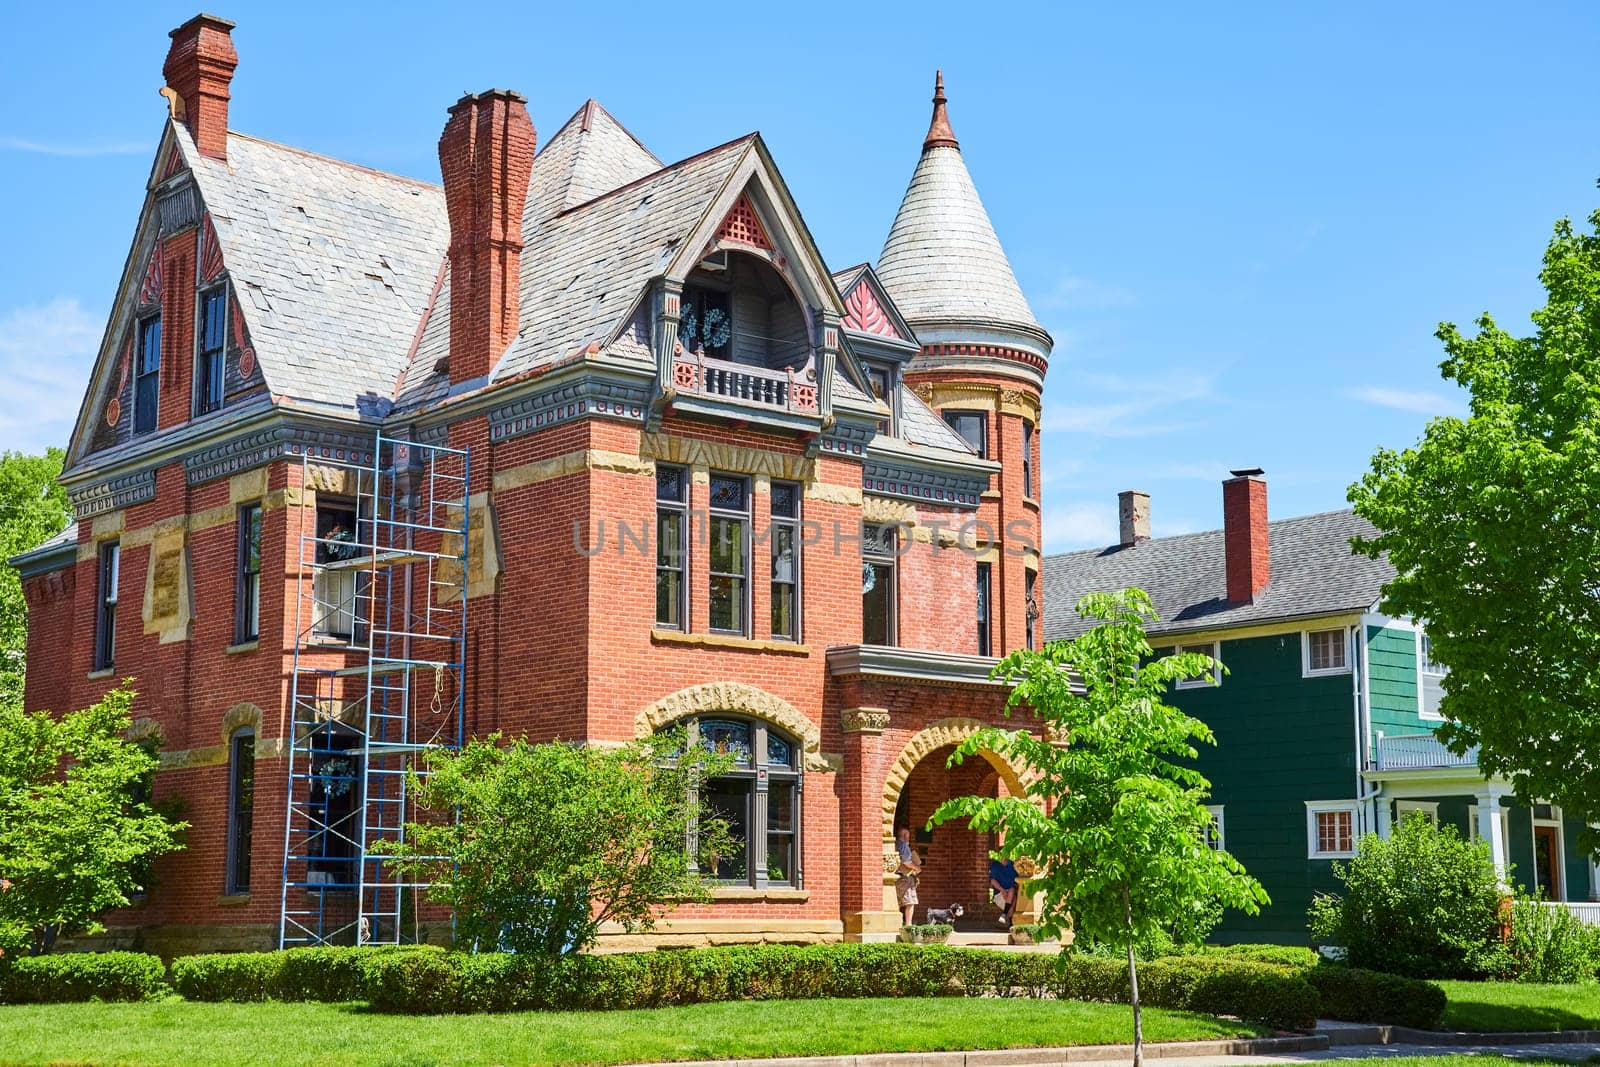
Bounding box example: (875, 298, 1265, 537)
(923, 69, 959, 152)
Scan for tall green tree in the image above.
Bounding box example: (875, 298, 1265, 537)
(378, 730, 735, 955)
(0, 683, 187, 955)
(0, 449, 70, 704)
(1350, 203, 1600, 851)
(931, 589, 1267, 1067)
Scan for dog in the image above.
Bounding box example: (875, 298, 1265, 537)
(924, 903, 965, 925)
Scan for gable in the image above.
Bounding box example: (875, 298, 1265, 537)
(838, 266, 917, 345)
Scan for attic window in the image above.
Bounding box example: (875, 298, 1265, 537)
(864, 361, 896, 436)
(678, 285, 731, 360)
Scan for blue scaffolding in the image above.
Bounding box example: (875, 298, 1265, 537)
(278, 434, 470, 947)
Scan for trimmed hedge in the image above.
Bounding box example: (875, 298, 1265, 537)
(171, 945, 442, 1003)
(1307, 964, 1446, 1030)
(0, 951, 168, 1004)
(1200, 944, 1320, 970)
(1057, 954, 1317, 1030)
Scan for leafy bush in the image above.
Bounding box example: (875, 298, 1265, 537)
(1200, 944, 1319, 969)
(1308, 813, 1504, 978)
(1306, 964, 1446, 1029)
(171, 945, 443, 1003)
(898, 923, 953, 943)
(0, 951, 168, 1003)
(1140, 956, 1319, 1030)
(1058, 953, 1315, 1030)
(1504, 896, 1600, 983)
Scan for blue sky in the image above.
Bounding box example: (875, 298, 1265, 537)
(3, 2, 1597, 551)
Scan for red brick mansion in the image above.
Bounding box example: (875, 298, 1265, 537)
(14, 15, 1053, 953)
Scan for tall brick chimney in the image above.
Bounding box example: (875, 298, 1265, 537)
(438, 90, 535, 385)
(163, 14, 239, 161)
(1118, 490, 1150, 547)
(1223, 468, 1269, 603)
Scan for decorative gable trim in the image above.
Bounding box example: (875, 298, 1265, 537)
(139, 240, 164, 305)
(199, 215, 225, 282)
(714, 193, 772, 251)
(843, 279, 901, 339)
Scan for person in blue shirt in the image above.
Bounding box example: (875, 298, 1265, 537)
(988, 856, 1018, 927)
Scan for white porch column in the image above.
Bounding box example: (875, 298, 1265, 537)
(1376, 797, 1393, 839)
(1477, 791, 1510, 883)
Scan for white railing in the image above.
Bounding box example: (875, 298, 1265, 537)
(1373, 733, 1479, 771)
(672, 354, 818, 414)
(1547, 901, 1600, 927)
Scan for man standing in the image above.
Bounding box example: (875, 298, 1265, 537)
(895, 826, 921, 926)
(989, 856, 1018, 927)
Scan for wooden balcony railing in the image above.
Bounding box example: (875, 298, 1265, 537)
(671, 353, 818, 414)
(1372, 733, 1479, 771)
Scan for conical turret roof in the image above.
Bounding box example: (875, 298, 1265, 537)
(877, 73, 1050, 368)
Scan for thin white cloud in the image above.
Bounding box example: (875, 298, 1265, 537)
(1346, 385, 1463, 417)
(0, 136, 146, 158)
(0, 298, 102, 452)
(1044, 369, 1216, 438)
(1041, 274, 1135, 311)
(1041, 502, 1118, 553)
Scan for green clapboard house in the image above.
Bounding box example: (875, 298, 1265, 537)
(1042, 469, 1600, 943)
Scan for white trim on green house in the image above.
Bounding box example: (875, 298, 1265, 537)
(1302, 626, 1353, 678)
(1306, 800, 1359, 859)
(1176, 640, 1222, 690)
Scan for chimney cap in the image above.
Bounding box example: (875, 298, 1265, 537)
(169, 12, 237, 38)
(449, 87, 530, 113)
(1228, 467, 1265, 479)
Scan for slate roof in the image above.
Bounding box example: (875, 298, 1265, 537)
(7, 521, 78, 576)
(180, 124, 449, 416)
(877, 142, 1042, 340)
(1042, 509, 1393, 641)
(898, 386, 977, 454)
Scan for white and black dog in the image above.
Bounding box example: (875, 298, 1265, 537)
(924, 903, 965, 925)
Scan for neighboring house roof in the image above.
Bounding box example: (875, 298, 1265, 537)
(1043, 509, 1393, 641)
(179, 124, 449, 417)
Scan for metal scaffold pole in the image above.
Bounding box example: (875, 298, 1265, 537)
(278, 433, 470, 948)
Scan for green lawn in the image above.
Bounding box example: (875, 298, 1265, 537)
(0, 997, 1263, 1067)
(1438, 980, 1600, 1032)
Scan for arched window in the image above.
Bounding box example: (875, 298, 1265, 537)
(679, 717, 802, 888)
(224, 726, 255, 896)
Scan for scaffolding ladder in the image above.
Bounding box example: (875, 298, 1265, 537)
(278, 434, 470, 947)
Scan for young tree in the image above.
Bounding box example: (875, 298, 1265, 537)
(1350, 204, 1600, 851)
(0, 683, 187, 955)
(0, 448, 71, 703)
(931, 589, 1268, 1066)
(378, 730, 735, 955)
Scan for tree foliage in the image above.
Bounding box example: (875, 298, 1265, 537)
(0, 683, 187, 955)
(378, 730, 735, 956)
(0, 449, 70, 703)
(1350, 205, 1600, 849)
(930, 589, 1267, 1066)
(1308, 812, 1505, 979)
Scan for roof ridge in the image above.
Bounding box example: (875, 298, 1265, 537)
(557, 133, 756, 218)
(538, 98, 664, 168)
(225, 130, 442, 191)
(1042, 506, 1360, 562)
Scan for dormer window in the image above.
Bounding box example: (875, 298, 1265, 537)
(678, 285, 732, 360)
(865, 361, 896, 436)
(134, 314, 161, 435)
(196, 285, 227, 416)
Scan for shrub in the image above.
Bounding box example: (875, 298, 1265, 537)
(898, 923, 953, 944)
(1201, 944, 1319, 970)
(1307, 964, 1446, 1029)
(0, 951, 168, 1003)
(1140, 956, 1319, 1030)
(171, 945, 444, 1003)
(1505, 896, 1599, 983)
(1308, 813, 1504, 978)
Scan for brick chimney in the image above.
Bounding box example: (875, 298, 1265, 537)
(1223, 468, 1269, 602)
(163, 14, 239, 161)
(438, 90, 535, 385)
(1118, 490, 1150, 547)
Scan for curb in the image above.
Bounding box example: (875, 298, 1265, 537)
(624, 1035, 1332, 1067)
(1387, 1026, 1600, 1046)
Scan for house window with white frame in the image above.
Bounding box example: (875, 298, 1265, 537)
(1307, 801, 1358, 858)
(707, 474, 750, 636)
(1395, 799, 1439, 826)
(1418, 631, 1447, 720)
(1303, 627, 1350, 676)
(1175, 641, 1221, 689)
(1204, 805, 1225, 851)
